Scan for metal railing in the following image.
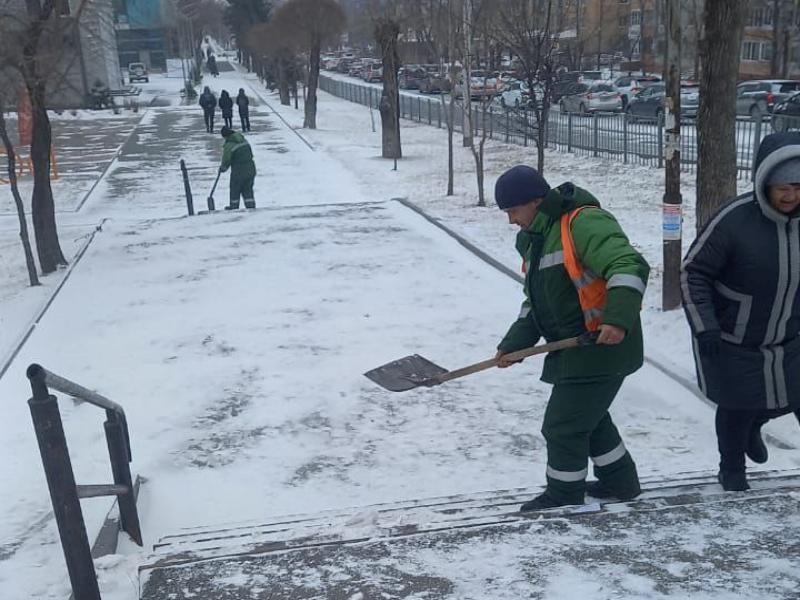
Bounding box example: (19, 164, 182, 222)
(319, 74, 772, 180)
(27, 364, 142, 600)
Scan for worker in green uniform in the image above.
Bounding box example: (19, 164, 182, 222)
(219, 126, 256, 210)
(494, 165, 650, 511)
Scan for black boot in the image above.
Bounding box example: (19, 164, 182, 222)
(586, 480, 641, 501)
(746, 424, 769, 464)
(718, 470, 749, 492)
(224, 204, 239, 210)
(519, 493, 571, 512)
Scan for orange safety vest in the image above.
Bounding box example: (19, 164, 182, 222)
(561, 206, 607, 331)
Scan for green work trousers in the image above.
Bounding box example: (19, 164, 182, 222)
(229, 174, 255, 207)
(542, 376, 640, 505)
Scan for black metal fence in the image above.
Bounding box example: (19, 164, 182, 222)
(319, 75, 771, 180)
(27, 364, 142, 600)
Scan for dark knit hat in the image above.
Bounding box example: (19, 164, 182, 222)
(220, 126, 233, 138)
(494, 165, 551, 210)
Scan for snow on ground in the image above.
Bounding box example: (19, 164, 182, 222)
(0, 64, 798, 599)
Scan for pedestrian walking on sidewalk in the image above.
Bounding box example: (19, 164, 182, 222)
(207, 54, 219, 77)
(681, 132, 800, 493)
(219, 90, 234, 129)
(494, 165, 650, 512)
(199, 87, 217, 133)
(219, 126, 256, 210)
(236, 88, 251, 132)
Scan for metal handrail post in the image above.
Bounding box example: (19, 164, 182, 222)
(104, 413, 143, 545)
(180, 159, 194, 216)
(27, 377, 101, 600)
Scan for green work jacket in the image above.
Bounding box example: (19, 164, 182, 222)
(498, 183, 650, 383)
(220, 132, 256, 180)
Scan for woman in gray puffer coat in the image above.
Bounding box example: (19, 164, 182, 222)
(681, 132, 800, 492)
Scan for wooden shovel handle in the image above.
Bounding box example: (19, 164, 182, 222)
(433, 332, 599, 385)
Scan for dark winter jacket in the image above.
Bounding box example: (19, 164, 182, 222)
(199, 90, 217, 112)
(681, 133, 800, 411)
(236, 91, 250, 116)
(499, 183, 650, 384)
(219, 92, 233, 118)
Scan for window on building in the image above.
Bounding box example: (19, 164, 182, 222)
(630, 10, 641, 25)
(619, 0, 630, 3)
(619, 16, 629, 27)
(741, 41, 772, 62)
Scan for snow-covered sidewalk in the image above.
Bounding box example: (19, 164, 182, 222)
(1, 65, 798, 600)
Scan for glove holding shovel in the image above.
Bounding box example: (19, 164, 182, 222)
(365, 330, 603, 393)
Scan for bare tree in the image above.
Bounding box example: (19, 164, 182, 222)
(696, 0, 746, 229)
(0, 94, 39, 286)
(488, 0, 573, 174)
(247, 21, 296, 105)
(274, 0, 346, 129)
(0, 0, 78, 273)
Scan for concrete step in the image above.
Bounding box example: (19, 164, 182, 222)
(141, 468, 800, 571)
(138, 469, 800, 600)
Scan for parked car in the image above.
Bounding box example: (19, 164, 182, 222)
(361, 60, 383, 82)
(736, 80, 800, 118)
(613, 75, 661, 108)
(770, 92, 800, 132)
(499, 80, 543, 109)
(680, 81, 700, 118)
(337, 58, 353, 74)
(456, 69, 498, 100)
(560, 81, 622, 113)
(418, 71, 452, 94)
(398, 66, 427, 90)
(348, 60, 364, 78)
(128, 62, 148, 83)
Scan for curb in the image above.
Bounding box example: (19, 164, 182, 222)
(0, 219, 107, 382)
(392, 197, 797, 451)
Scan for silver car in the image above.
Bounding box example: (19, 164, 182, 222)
(560, 81, 622, 114)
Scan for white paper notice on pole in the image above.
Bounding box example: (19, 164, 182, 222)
(663, 204, 682, 240)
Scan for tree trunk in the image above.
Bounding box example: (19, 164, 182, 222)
(375, 18, 401, 159)
(696, 0, 746, 230)
(771, 0, 780, 77)
(304, 41, 320, 129)
(277, 60, 291, 105)
(27, 78, 67, 273)
(0, 107, 40, 286)
(537, 103, 549, 174)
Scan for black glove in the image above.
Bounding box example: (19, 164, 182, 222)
(696, 330, 721, 358)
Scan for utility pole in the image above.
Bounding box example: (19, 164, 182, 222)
(662, 0, 682, 310)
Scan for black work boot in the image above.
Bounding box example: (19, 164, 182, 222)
(224, 204, 239, 210)
(519, 493, 571, 512)
(586, 480, 641, 501)
(746, 424, 769, 464)
(718, 470, 750, 492)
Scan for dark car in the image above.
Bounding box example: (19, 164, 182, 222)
(736, 80, 800, 118)
(771, 92, 800, 132)
(627, 81, 701, 121)
(398, 66, 427, 90)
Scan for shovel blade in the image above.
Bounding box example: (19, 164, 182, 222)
(364, 354, 449, 392)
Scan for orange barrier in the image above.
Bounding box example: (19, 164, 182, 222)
(0, 147, 58, 184)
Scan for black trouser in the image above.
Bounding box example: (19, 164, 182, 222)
(716, 406, 800, 471)
(223, 115, 233, 128)
(203, 109, 214, 132)
(239, 113, 250, 131)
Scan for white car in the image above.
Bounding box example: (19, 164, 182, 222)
(560, 81, 622, 113)
(457, 70, 498, 100)
(500, 81, 544, 109)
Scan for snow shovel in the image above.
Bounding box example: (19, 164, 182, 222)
(364, 331, 600, 393)
(207, 170, 221, 211)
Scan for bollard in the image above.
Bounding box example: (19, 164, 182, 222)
(180, 159, 194, 216)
